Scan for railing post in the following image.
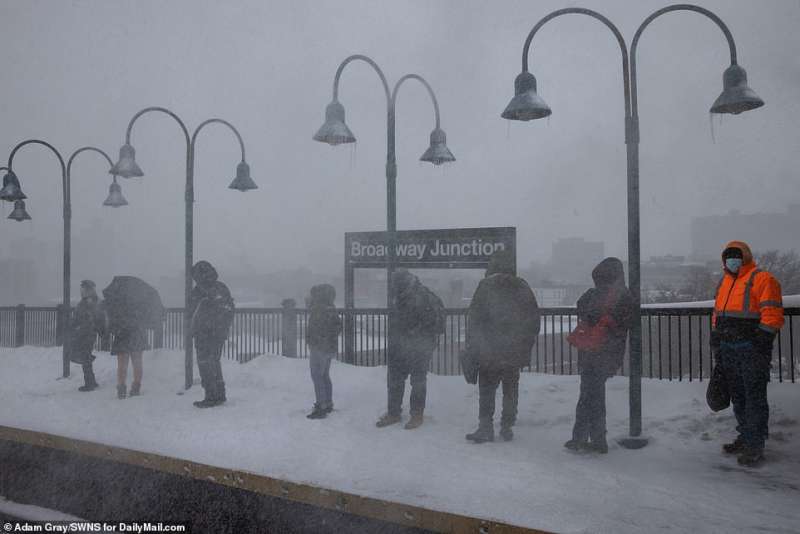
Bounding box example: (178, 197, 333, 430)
(281, 299, 297, 358)
(14, 304, 25, 348)
(55, 304, 65, 346)
(344, 261, 355, 365)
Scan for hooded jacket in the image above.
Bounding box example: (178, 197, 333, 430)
(467, 255, 541, 368)
(306, 284, 342, 353)
(712, 241, 784, 342)
(190, 261, 235, 342)
(68, 295, 102, 364)
(575, 257, 634, 374)
(389, 271, 444, 357)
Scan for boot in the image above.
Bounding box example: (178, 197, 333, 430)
(194, 385, 224, 408)
(499, 426, 514, 442)
(589, 439, 609, 454)
(194, 398, 223, 408)
(79, 365, 98, 392)
(324, 403, 334, 414)
(117, 384, 127, 399)
(404, 414, 424, 430)
(216, 381, 227, 403)
(723, 436, 747, 455)
(306, 404, 327, 419)
(376, 413, 402, 428)
(466, 423, 494, 443)
(129, 382, 141, 397)
(564, 439, 589, 451)
(737, 447, 765, 467)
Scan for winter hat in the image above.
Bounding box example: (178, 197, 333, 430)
(318, 284, 336, 306)
(592, 257, 626, 288)
(192, 260, 218, 285)
(80, 280, 96, 289)
(392, 269, 416, 293)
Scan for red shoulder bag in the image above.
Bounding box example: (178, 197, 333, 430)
(567, 290, 618, 351)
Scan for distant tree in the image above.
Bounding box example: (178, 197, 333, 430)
(755, 250, 800, 294)
(678, 266, 716, 301)
(646, 283, 681, 304)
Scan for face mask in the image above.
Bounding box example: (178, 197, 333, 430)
(725, 258, 743, 273)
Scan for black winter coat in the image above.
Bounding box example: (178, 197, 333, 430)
(467, 273, 541, 368)
(307, 305, 341, 353)
(576, 258, 635, 376)
(190, 281, 235, 343)
(68, 297, 102, 364)
(389, 282, 443, 358)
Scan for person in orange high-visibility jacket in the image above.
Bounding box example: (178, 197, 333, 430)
(711, 240, 784, 467)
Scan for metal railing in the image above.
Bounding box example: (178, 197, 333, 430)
(0, 305, 797, 382)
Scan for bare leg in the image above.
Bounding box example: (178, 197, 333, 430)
(117, 353, 130, 386)
(130, 352, 143, 395)
(131, 352, 143, 385)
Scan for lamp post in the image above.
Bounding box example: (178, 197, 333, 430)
(502, 4, 763, 448)
(0, 141, 125, 377)
(313, 54, 455, 362)
(110, 107, 256, 391)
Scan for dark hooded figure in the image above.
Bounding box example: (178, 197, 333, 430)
(376, 269, 445, 430)
(189, 260, 234, 408)
(565, 257, 634, 454)
(68, 280, 104, 392)
(305, 284, 342, 419)
(465, 249, 540, 443)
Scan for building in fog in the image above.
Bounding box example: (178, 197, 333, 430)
(691, 205, 800, 261)
(549, 238, 605, 285)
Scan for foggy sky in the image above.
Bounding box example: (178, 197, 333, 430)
(1, 0, 798, 300)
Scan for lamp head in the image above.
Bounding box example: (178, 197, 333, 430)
(109, 143, 144, 178)
(710, 64, 764, 115)
(419, 128, 455, 166)
(8, 199, 31, 222)
(313, 100, 356, 145)
(501, 71, 551, 121)
(228, 161, 258, 192)
(0, 170, 26, 202)
(103, 176, 128, 207)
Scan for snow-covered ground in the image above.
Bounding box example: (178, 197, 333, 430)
(1, 347, 799, 534)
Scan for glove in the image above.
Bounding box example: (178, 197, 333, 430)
(752, 327, 776, 356)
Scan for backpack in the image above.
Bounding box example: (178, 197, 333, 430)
(421, 287, 446, 337)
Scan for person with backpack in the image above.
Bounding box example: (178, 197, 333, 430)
(305, 284, 342, 419)
(564, 257, 634, 454)
(376, 269, 444, 430)
(465, 250, 540, 443)
(68, 280, 105, 392)
(189, 260, 235, 408)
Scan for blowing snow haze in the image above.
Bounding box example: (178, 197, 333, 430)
(0, 0, 797, 305)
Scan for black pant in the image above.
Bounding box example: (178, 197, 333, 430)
(387, 352, 430, 417)
(572, 359, 608, 444)
(478, 364, 520, 428)
(719, 341, 769, 450)
(81, 361, 97, 386)
(196, 338, 226, 401)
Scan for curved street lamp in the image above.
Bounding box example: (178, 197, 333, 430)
(313, 54, 455, 362)
(503, 4, 763, 448)
(1, 141, 124, 377)
(110, 107, 255, 390)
